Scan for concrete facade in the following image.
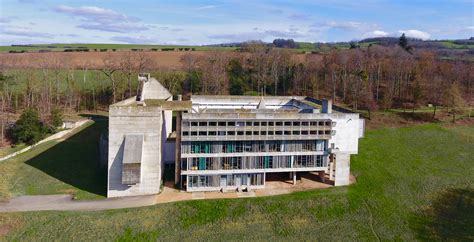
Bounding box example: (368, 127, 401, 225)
(107, 74, 363, 197)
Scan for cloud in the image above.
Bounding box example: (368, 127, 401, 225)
(289, 14, 312, 21)
(208, 29, 306, 42)
(0, 16, 16, 24)
(1, 29, 54, 38)
(398, 29, 430, 40)
(364, 30, 389, 38)
(77, 23, 148, 33)
(53, 5, 148, 33)
(196, 5, 217, 10)
(54, 5, 139, 22)
(110, 36, 157, 44)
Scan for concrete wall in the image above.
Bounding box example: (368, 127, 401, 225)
(108, 106, 163, 197)
(329, 115, 361, 154)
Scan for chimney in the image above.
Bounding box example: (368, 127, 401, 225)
(322, 99, 332, 113)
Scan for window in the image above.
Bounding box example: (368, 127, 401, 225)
(227, 131, 235, 135)
(310, 121, 317, 126)
(261, 122, 267, 126)
(292, 131, 300, 135)
(276, 131, 283, 135)
(199, 131, 207, 136)
(191, 122, 198, 126)
(183, 131, 189, 136)
(236, 122, 245, 127)
(284, 121, 291, 126)
(301, 130, 308, 135)
(191, 131, 197, 136)
(209, 122, 217, 126)
(253, 122, 260, 126)
(245, 131, 252, 135)
(293, 121, 300, 126)
(261, 131, 267, 135)
(268, 122, 274, 126)
(310, 130, 317, 135)
(199, 122, 207, 126)
(237, 131, 244, 135)
(318, 121, 324, 126)
(208, 131, 216, 136)
(218, 122, 226, 126)
(325, 121, 331, 126)
(276, 122, 283, 126)
(284, 131, 291, 135)
(183, 122, 190, 127)
(246, 121, 252, 126)
(302, 122, 309, 126)
(218, 131, 226, 136)
(228, 122, 235, 126)
(253, 131, 259, 135)
(268, 131, 274, 135)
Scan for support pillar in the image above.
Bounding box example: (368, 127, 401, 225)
(174, 111, 182, 188)
(293, 172, 296, 185)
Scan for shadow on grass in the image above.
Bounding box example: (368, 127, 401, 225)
(410, 188, 474, 241)
(25, 120, 108, 197)
(79, 113, 108, 121)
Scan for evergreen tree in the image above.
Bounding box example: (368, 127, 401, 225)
(13, 108, 49, 145)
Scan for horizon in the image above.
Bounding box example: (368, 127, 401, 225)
(0, 0, 473, 46)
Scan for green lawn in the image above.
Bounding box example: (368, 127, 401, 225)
(0, 120, 107, 201)
(0, 123, 472, 240)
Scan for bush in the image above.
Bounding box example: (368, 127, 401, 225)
(50, 107, 63, 129)
(13, 108, 50, 145)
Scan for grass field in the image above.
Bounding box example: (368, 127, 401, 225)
(0, 120, 107, 201)
(0, 122, 472, 240)
(0, 43, 237, 53)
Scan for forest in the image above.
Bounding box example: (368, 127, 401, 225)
(0, 40, 472, 143)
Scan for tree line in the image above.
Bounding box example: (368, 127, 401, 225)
(1, 44, 472, 143)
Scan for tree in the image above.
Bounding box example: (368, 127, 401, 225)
(399, 33, 412, 53)
(13, 108, 49, 145)
(50, 107, 63, 128)
(443, 83, 465, 123)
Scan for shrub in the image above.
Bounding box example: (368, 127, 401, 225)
(50, 107, 63, 129)
(12, 108, 50, 145)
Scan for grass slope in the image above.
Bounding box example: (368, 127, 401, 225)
(0, 123, 472, 240)
(0, 120, 107, 201)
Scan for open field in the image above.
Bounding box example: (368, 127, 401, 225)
(0, 121, 472, 240)
(0, 119, 107, 201)
(0, 50, 310, 70)
(0, 44, 237, 53)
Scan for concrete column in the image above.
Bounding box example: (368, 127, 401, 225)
(334, 152, 351, 186)
(175, 111, 182, 188)
(293, 172, 296, 185)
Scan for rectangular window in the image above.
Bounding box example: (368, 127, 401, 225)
(183, 122, 190, 127)
(276, 131, 283, 135)
(284, 121, 291, 126)
(236, 122, 245, 127)
(199, 122, 207, 126)
(284, 131, 291, 135)
(208, 131, 216, 136)
(237, 131, 244, 136)
(191, 131, 197, 136)
(227, 131, 235, 135)
(261, 122, 267, 126)
(292, 131, 300, 135)
(301, 130, 308, 135)
(209, 122, 217, 126)
(246, 121, 252, 126)
(302, 121, 309, 126)
(268, 131, 274, 135)
(228, 122, 235, 126)
(276, 122, 283, 126)
(268, 122, 274, 126)
(253, 131, 259, 135)
(191, 122, 198, 126)
(183, 131, 189, 136)
(199, 131, 207, 136)
(253, 122, 260, 126)
(293, 122, 300, 126)
(245, 131, 252, 135)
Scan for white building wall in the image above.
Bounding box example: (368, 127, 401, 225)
(329, 114, 361, 154)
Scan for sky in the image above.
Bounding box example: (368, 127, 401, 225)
(0, 0, 473, 45)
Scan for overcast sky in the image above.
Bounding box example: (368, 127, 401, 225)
(0, 0, 473, 45)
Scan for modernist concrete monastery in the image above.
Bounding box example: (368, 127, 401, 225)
(107, 74, 364, 197)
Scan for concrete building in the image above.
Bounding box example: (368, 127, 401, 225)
(107, 74, 364, 197)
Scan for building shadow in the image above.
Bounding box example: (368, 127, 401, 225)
(410, 188, 474, 241)
(25, 120, 108, 197)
